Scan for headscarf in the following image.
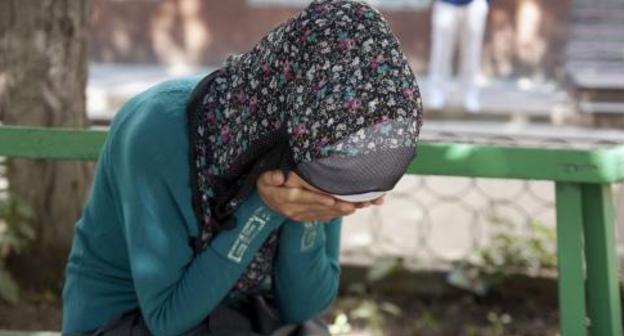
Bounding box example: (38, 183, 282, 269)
(187, 0, 423, 293)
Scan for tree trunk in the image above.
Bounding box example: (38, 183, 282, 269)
(0, 0, 93, 290)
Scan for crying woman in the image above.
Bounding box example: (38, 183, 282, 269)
(61, 0, 423, 335)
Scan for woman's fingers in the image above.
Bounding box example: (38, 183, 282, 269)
(292, 209, 354, 223)
(293, 204, 352, 217)
(286, 202, 356, 222)
(371, 196, 385, 205)
(258, 170, 285, 187)
(271, 170, 286, 185)
(258, 187, 343, 219)
(333, 201, 356, 213)
(257, 170, 380, 222)
(283, 187, 336, 206)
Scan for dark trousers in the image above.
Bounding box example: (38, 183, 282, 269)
(67, 295, 329, 336)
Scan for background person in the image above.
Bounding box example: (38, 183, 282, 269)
(428, 0, 490, 112)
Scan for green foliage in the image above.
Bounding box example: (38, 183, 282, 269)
(0, 194, 35, 303)
(409, 310, 441, 334)
(328, 312, 352, 335)
(448, 210, 557, 295)
(0, 268, 20, 303)
(366, 256, 404, 283)
(485, 311, 512, 336)
(328, 256, 406, 335)
(463, 324, 481, 336)
(350, 299, 401, 335)
(331, 210, 559, 333)
(479, 213, 557, 274)
(329, 297, 402, 336)
(459, 311, 513, 336)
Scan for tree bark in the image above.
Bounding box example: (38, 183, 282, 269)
(0, 0, 93, 290)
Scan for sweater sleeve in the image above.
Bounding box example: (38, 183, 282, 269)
(273, 217, 342, 323)
(107, 92, 286, 335)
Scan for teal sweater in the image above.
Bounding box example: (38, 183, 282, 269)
(62, 76, 342, 335)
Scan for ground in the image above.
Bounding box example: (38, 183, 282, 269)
(0, 287, 559, 335)
(329, 293, 558, 335)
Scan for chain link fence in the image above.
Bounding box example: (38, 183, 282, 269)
(341, 122, 624, 277)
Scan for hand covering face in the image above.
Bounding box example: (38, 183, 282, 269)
(187, 0, 423, 293)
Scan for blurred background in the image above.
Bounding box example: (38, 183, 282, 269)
(1, 0, 624, 335)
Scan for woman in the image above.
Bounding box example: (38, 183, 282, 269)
(62, 0, 423, 335)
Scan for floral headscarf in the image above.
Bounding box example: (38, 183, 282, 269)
(187, 0, 423, 293)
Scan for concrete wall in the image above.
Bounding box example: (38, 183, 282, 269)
(89, 0, 572, 78)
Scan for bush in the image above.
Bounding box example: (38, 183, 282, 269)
(448, 211, 557, 295)
(0, 195, 35, 303)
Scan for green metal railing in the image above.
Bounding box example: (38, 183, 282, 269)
(1, 125, 623, 335)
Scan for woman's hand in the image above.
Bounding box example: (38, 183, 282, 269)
(257, 170, 362, 222)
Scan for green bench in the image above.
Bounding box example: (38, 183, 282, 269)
(1, 126, 623, 336)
